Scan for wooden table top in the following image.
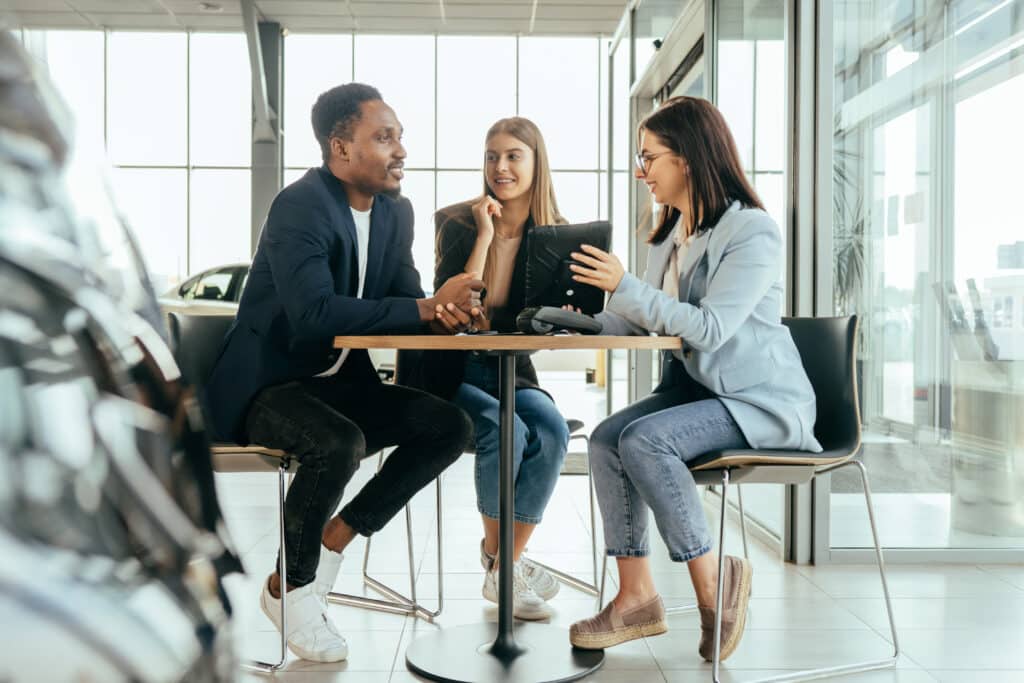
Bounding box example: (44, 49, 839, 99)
(332, 334, 681, 351)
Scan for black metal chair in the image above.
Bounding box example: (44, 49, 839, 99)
(696, 316, 897, 682)
(599, 316, 897, 682)
(167, 312, 444, 673)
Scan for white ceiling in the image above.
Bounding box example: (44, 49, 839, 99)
(2, 0, 628, 35)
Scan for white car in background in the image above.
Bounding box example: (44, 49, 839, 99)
(158, 263, 249, 316)
(159, 262, 396, 379)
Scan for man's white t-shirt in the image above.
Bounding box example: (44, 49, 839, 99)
(316, 205, 371, 377)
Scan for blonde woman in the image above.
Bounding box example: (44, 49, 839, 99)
(417, 117, 570, 619)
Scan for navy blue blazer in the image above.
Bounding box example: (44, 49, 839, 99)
(204, 166, 426, 443)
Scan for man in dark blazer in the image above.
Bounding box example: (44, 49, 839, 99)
(205, 83, 479, 662)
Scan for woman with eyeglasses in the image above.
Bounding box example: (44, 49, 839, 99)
(566, 97, 822, 660)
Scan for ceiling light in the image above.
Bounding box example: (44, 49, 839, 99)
(198, 2, 223, 12)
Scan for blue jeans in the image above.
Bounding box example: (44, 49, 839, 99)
(590, 374, 749, 563)
(453, 356, 569, 524)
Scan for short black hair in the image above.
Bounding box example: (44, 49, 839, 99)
(311, 82, 382, 163)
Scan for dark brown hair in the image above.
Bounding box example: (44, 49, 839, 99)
(639, 96, 763, 244)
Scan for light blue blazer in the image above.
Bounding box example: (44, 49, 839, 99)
(597, 201, 822, 453)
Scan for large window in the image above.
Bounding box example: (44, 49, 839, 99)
(27, 30, 605, 296)
(830, 0, 1024, 551)
(23, 29, 253, 294)
(716, 0, 786, 270)
(713, 0, 787, 537)
(283, 33, 606, 290)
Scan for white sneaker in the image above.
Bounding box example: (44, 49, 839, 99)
(479, 540, 560, 601)
(260, 577, 348, 662)
(481, 561, 552, 621)
(520, 555, 560, 601)
(313, 545, 344, 606)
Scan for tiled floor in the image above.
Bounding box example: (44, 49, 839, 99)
(218, 449, 1024, 683)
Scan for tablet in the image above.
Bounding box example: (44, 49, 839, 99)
(524, 220, 612, 315)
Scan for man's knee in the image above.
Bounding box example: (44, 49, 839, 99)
(432, 400, 474, 457)
(318, 421, 366, 474)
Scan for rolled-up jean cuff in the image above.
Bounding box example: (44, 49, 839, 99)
(668, 541, 712, 563)
(337, 508, 379, 537)
(478, 508, 544, 525)
(605, 548, 650, 558)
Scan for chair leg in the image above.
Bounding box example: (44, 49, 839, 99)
(711, 469, 730, 682)
(433, 471, 445, 614)
(527, 433, 601, 596)
(588, 437, 599, 590)
(736, 484, 749, 560)
(242, 461, 290, 674)
(662, 482, 750, 617)
(851, 459, 900, 658)
(720, 460, 900, 683)
(328, 452, 443, 621)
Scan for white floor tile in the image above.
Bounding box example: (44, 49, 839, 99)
(928, 670, 1024, 683)
(897, 628, 1024, 670)
(977, 564, 1024, 591)
(667, 597, 871, 631)
(647, 629, 908, 671)
(663, 669, 937, 683)
(835, 596, 1024, 632)
(215, 418, 1023, 681)
(796, 565, 1021, 599)
(239, 672, 394, 682)
(238, 629, 404, 672)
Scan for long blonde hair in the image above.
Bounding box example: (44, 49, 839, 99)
(482, 117, 565, 227)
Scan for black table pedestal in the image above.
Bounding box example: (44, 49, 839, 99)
(405, 352, 604, 682)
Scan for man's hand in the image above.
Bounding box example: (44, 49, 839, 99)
(433, 302, 471, 334)
(430, 302, 489, 335)
(435, 272, 485, 310)
(417, 273, 484, 325)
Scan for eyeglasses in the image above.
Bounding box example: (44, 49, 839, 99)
(634, 151, 673, 176)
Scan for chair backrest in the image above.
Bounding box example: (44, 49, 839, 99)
(165, 312, 235, 389)
(781, 315, 860, 456)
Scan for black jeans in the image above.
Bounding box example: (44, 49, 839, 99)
(244, 375, 472, 588)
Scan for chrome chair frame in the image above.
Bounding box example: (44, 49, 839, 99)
(526, 429, 602, 596)
(211, 445, 444, 679)
(170, 310, 445, 673)
(698, 462, 898, 683)
(593, 316, 899, 682)
(332, 450, 444, 621)
(209, 446, 292, 674)
(360, 426, 601, 600)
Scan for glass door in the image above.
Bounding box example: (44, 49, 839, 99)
(829, 0, 1024, 553)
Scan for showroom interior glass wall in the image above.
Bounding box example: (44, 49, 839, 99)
(22, 0, 1024, 562)
(821, 0, 1024, 560)
(19, 29, 608, 295)
(615, 0, 1023, 562)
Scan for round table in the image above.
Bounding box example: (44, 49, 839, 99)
(334, 333, 682, 683)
